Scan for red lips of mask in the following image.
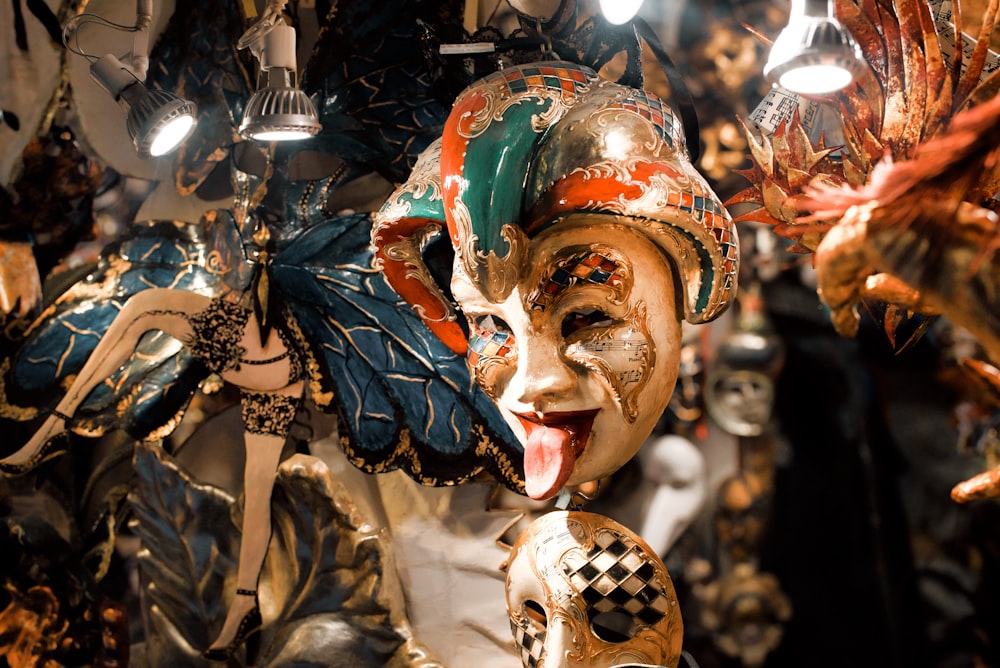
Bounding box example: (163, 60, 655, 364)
(515, 409, 599, 500)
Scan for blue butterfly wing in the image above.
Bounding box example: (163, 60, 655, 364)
(274, 213, 524, 490)
(0, 219, 229, 439)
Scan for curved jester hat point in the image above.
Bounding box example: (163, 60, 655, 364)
(374, 61, 739, 356)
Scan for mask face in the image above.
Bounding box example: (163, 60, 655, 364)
(505, 511, 683, 667)
(451, 221, 683, 500)
(705, 367, 775, 437)
(374, 60, 737, 500)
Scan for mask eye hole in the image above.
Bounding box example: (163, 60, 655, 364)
(472, 314, 512, 336)
(561, 309, 613, 338)
(523, 599, 547, 632)
(590, 609, 636, 642)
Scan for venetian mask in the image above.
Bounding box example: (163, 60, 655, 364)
(451, 221, 682, 499)
(374, 61, 738, 499)
(697, 562, 792, 668)
(704, 283, 783, 437)
(714, 473, 768, 565)
(505, 510, 683, 667)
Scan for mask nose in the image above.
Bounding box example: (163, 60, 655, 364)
(506, 333, 578, 410)
(539, 616, 579, 666)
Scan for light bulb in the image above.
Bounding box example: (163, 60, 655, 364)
(763, 0, 864, 95)
(600, 0, 643, 25)
(148, 114, 196, 156)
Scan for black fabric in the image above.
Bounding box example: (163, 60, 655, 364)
(632, 17, 701, 163)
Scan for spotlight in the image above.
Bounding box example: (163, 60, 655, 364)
(90, 55, 198, 157)
(63, 0, 198, 158)
(238, 21, 320, 142)
(600, 0, 644, 25)
(764, 0, 865, 95)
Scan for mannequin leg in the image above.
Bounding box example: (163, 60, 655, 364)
(203, 431, 284, 657)
(2, 288, 210, 470)
(205, 380, 304, 657)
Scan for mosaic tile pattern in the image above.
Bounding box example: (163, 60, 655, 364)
(529, 250, 626, 311)
(620, 91, 679, 148)
(499, 64, 592, 98)
(467, 325, 514, 366)
(665, 180, 739, 306)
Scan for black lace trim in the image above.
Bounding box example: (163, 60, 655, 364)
(183, 299, 250, 374)
(240, 390, 300, 436)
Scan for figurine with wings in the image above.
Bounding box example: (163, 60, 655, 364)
(0, 0, 722, 661)
(0, 0, 525, 659)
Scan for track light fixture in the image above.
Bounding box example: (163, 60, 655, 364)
(764, 0, 865, 95)
(237, 5, 320, 142)
(63, 0, 198, 158)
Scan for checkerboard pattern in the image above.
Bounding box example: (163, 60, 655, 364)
(529, 250, 625, 311)
(621, 91, 680, 148)
(499, 64, 593, 99)
(564, 529, 671, 629)
(510, 618, 546, 668)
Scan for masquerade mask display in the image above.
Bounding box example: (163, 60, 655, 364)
(505, 510, 683, 667)
(374, 61, 738, 500)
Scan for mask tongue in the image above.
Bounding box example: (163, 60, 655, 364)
(523, 424, 577, 500)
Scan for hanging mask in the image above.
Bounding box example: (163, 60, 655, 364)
(704, 283, 783, 437)
(506, 510, 683, 667)
(375, 60, 738, 501)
